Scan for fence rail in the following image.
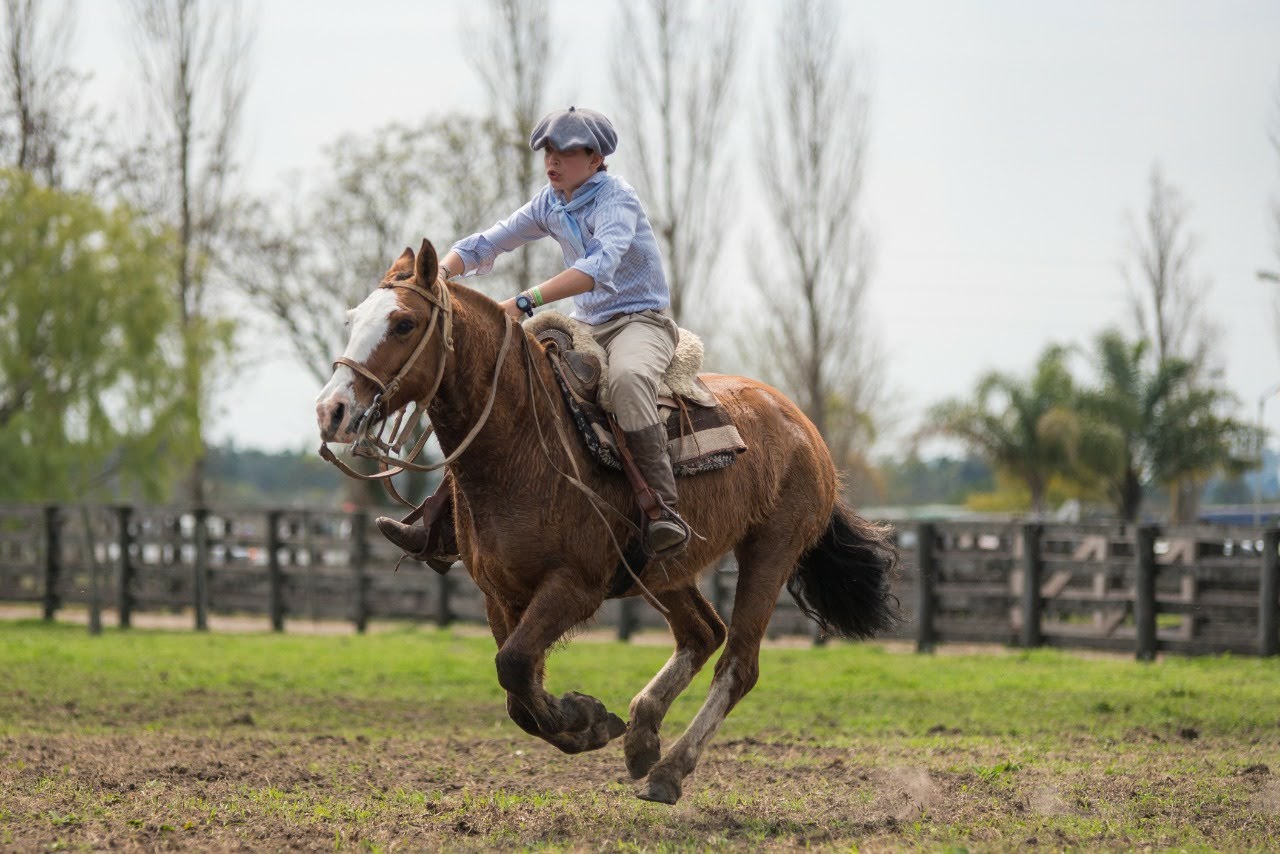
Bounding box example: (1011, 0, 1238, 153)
(2, 503, 1277, 658)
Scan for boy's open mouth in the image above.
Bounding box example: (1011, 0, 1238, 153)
(547, 171, 561, 181)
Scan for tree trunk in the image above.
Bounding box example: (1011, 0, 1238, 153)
(1119, 466, 1143, 522)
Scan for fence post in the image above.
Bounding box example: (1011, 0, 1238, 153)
(116, 506, 135, 629)
(437, 572, 454, 628)
(713, 559, 733, 619)
(1135, 525, 1159, 662)
(193, 507, 209, 631)
(351, 512, 369, 633)
(618, 598, 637, 641)
(1021, 523, 1044, 648)
(267, 510, 285, 632)
(42, 505, 61, 621)
(916, 522, 937, 653)
(1259, 528, 1280, 657)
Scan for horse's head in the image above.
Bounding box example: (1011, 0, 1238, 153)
(315, 238, 451, 442)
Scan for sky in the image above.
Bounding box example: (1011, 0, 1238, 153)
(69, 0, 1280, 455)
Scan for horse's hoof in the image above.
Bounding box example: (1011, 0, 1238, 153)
(561, 691, 607, 733)
(637, 774, 681, 805)
(605, 712, 627, 741)
(624, 729, 661, 779)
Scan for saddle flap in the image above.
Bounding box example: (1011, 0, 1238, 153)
(537, 328, 602, 402)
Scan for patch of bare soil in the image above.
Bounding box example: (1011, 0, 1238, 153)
(4, 729, 1280, 851)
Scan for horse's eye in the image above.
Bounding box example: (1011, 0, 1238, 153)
(393, 319, 415, 335)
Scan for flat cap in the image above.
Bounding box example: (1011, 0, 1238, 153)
(528, 106, 618, 156)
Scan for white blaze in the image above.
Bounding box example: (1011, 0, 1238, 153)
(316, 288, 399, 403)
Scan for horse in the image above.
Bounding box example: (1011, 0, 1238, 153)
(315, 239, 899, 804)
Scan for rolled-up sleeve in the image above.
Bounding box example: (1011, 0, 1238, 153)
(571, 188, 639, 293)
(451, 194, 549, 277)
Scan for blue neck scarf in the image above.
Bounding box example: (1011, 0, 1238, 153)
(549, 177, 606, 256)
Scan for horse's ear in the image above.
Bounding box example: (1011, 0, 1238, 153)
(414, 238, 439, 285)
(386, 247, 415, 279)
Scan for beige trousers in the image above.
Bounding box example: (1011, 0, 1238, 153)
(579, 309, 679, 432)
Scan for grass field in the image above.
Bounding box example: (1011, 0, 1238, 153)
(3, 619, 1280, 851)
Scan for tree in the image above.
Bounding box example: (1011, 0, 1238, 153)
(1073, 330, 1195, 521)
(464, 0, 554, 293)
(1124, 165, 1214, 369)
(227, 116, 510, 387)
(1268, 71, 1280, 348)
(1122, 165, 1230, 522)
(925, 346, 1078, 516)
(0, 0, 79, 185)
(0, 169, 198, 501)
(610, 0, 739, 324)
(746, 0, 882, 477)
(127, 0, 254, 504)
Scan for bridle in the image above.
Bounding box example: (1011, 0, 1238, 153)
(318, 272, 513, 507)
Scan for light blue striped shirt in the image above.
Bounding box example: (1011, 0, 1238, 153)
(451, 171, 670, 325)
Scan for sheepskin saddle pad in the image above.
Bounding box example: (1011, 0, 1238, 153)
(524, 311, 746, 477)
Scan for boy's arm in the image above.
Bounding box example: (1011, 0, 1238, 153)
(447, 194, 549, 278)
(497, 268, 594, 318)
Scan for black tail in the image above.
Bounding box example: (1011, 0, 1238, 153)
(787, 502, 902, 639)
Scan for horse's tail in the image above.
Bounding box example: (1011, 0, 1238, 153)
(787, 501, 902, 639)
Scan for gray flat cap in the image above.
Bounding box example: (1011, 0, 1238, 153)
(528, 106, 617, 156)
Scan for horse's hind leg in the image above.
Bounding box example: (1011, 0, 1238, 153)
(624, 584, 726, 779)
(637, 533, 798, 804)
(494, 568, 626, 754)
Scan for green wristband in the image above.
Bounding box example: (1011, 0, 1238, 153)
(531, 285, 545, 307)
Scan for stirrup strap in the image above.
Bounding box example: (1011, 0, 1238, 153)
(606, 414, 664, 522)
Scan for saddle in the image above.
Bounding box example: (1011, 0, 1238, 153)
(523, 311, 746, 476)
(398, 312, 746, 586)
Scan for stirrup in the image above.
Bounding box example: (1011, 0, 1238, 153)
(642, 502, 692, 560)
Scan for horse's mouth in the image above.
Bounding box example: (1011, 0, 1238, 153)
(317, 399, 370, 443)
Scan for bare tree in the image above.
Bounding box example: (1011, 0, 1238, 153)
(609, 0, 739, 324)
(1122, 164, 1222, 523)
(1124, 164, 1214, 370)
(464, 0, 553, 293)
(0, 0, 79, 184)
(1267, 71, 1280, 350)
(227, 116, 510, 387)
(747, 0, 883, 479)
(128, 0, 254, 503)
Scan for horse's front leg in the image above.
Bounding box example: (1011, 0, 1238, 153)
(494, 568, 626, 753)
(624, 585, 726, 779)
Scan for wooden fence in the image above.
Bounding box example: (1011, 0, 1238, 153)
(1, 504, 1277, 658)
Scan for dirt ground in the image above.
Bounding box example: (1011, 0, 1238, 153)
(4, 728, 1278, 851)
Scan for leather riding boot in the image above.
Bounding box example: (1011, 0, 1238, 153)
(375, 517, 428, 555)
(374, 473, 458, 573)
(623, 424, 689, 556)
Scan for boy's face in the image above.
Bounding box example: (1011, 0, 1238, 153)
(544, 146, 602, 195)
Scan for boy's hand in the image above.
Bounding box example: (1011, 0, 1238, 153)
(498, 298, 524, 320)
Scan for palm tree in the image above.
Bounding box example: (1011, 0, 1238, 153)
(1074, 329, 1258, 523)
(925, 345, 1077, 516)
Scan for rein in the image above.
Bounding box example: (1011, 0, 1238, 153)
(319, 275, 512, 493)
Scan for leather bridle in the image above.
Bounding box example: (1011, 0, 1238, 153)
(318, 274, 513, 505)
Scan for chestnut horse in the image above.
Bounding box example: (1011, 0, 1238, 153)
(315, 239, 899, 804)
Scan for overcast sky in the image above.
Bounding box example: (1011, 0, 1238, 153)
(71, 0, 1280, 455)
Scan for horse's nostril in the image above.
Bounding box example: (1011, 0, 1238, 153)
(330, 402, 346, 430)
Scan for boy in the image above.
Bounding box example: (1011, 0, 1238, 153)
(380, 106, 689, 558)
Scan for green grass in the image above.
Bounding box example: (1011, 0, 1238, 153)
(3, 619, 1280, 850)
(3, 618, 1278, 741)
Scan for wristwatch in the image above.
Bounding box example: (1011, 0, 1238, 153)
(515, 292, 535, 318)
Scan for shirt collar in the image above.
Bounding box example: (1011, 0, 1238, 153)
(552, 170, 609, 204)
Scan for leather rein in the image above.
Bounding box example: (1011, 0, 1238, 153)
(318, 274, 513, 510)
